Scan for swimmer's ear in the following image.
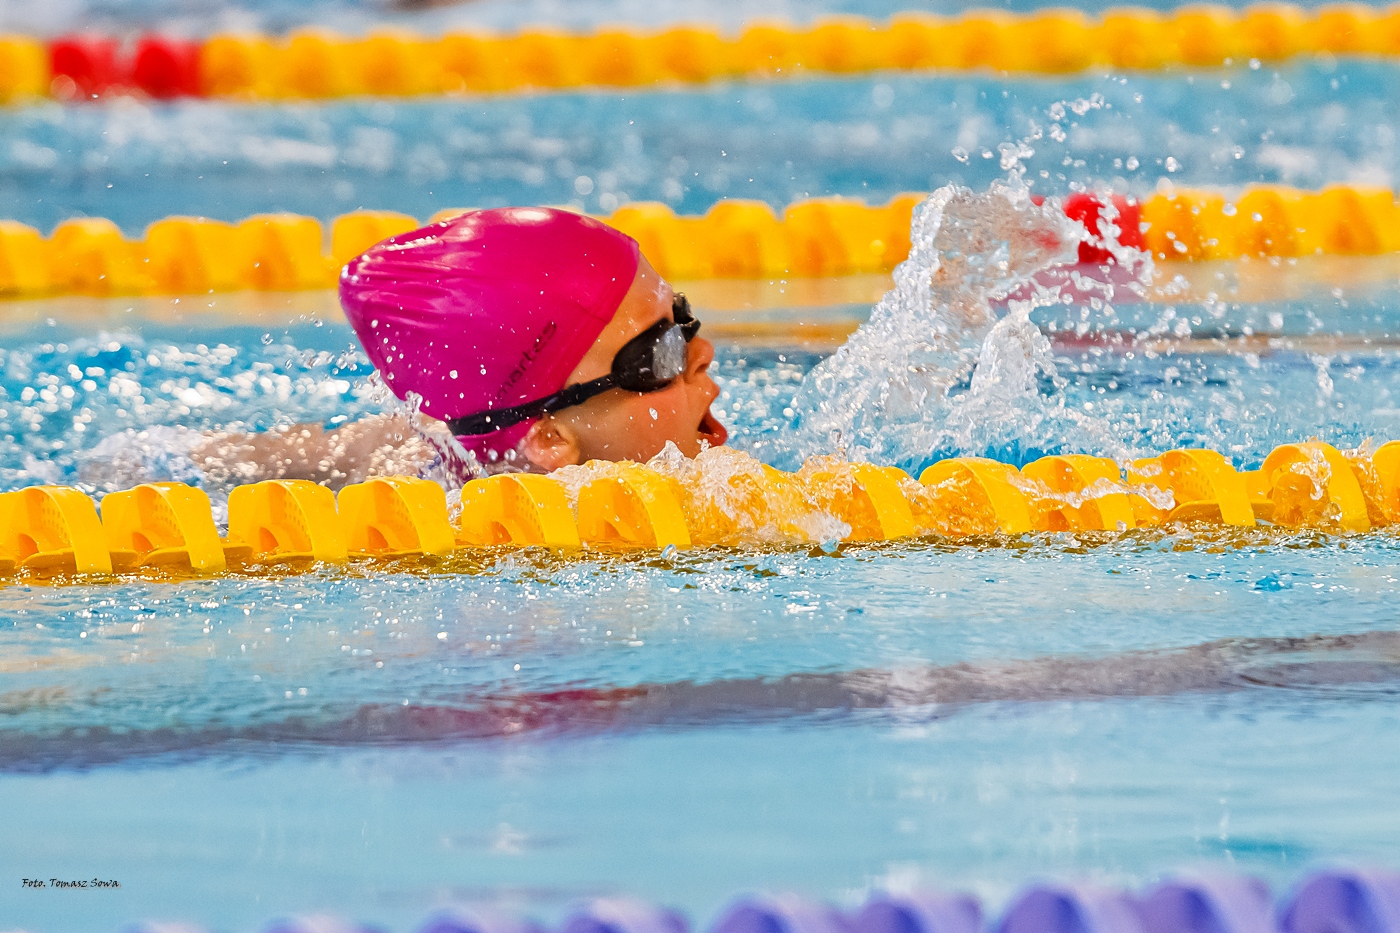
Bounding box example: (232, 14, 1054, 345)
(521, 416, 582, 471)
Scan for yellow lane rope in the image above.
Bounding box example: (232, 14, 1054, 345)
(2, 440, 1396, 576)
(2, 5, 1399, 104)
(0, 185, 1397, 299)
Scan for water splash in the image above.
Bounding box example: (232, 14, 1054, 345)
(63, 368, 483, 520)
(642, 442, 852, 546)
(390, 387, 486, 490)
(771, 123, 1153, 473)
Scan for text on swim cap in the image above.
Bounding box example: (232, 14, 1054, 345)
(490, 320, 559, 410)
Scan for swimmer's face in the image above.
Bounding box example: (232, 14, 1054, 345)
(521, 256, 727, 469)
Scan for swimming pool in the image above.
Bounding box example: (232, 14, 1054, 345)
(7, 258, 1400, 930)
(7, 2, 1400, 932)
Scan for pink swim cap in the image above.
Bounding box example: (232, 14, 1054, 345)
(339, 207, 641, 462)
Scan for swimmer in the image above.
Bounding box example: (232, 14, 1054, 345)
(176, 208, 727, 487)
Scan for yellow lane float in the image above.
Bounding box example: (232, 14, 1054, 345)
(798, 458, 917, 541)
(456, 473, 580, 548)
(652, 456, 817, 545)
(1021, 454, 1137, 531)
(1354, 440, 1400, 525)
(916, 458, 1036, 536)
(4, 440, 1400, 580)
(226, 479, 349, 563)
(1259, 441, 1371, 532)
(574, 462, 692, 549)
(101, 481, 242, 571)
(0, 485, 112, 574)
(336, 476, 457, 558)
(1127, 449, 1257, 526)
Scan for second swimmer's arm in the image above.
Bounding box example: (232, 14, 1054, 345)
(188, 413, 437, 489)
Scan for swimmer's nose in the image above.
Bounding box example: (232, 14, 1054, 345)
(685, 336, 715, 378)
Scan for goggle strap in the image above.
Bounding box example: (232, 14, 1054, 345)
(445, 374, 617, 437)
(542, 374, 618, 415)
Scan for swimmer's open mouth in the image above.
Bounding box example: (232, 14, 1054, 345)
(698, 409, 728, 446)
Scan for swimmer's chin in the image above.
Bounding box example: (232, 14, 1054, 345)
(697, 408, 728, 448)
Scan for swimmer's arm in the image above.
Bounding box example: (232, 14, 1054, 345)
(189, 413, 437, 489)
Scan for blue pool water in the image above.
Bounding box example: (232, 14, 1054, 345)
(4, 60, 1398, 234)
(8, 1, 1400, 931)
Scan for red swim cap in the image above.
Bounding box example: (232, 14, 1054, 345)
(339, 207, 641, 462)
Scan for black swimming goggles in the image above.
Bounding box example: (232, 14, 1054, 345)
(446, 293, 701, 437)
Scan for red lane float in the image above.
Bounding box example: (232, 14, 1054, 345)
(131, 37, 202, 99)
(48, 36, 120, 99)
(45, 35, 200, 100)
(1029, 192, 1144, 264)
(1063, 192, 1144, 263)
